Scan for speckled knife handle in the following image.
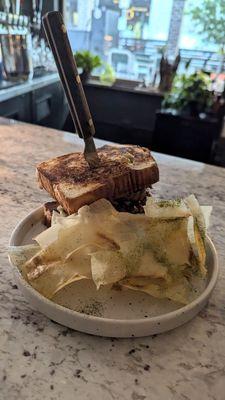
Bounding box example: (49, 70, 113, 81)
(42, 11, 95, 140)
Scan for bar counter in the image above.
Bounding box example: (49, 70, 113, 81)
(0, 118, 224, 400)
(0, 73, 60, 103)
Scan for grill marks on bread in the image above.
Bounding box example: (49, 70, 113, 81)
(37, 145, 159, 215)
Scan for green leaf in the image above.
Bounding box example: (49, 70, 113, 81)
(74, 50, 102, 73)
(163, 71, 214, 113)
(188, 0, 225, 47)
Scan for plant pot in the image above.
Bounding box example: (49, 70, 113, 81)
(80, 70, 91, 84)
(189, 101, 200, 118)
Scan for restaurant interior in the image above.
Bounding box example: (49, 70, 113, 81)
(1, 0, 225, 165)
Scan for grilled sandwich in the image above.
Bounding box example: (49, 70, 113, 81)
(37, 145, 159, 215)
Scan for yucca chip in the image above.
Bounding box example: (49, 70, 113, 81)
(121, 276, 191, 304)
(91, 250, 126, 289)
(9, 195, 211, 304)
(144, 197, 191, 219)
(8, 244, 40, 275)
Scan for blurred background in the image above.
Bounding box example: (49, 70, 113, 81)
(1, 0, 225, 165)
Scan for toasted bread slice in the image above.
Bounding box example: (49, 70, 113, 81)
(37, 145, 159, 214)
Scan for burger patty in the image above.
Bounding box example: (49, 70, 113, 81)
(43, 201, 59, 227)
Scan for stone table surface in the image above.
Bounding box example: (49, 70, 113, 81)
(0, 118, 224, 400)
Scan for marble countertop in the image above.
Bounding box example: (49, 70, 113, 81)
(0, 73, 59, 102)
(1, 118, 225, 400)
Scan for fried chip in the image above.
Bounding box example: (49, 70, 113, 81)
(9, 195, 211, 304)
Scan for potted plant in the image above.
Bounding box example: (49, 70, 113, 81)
(153, 71, 220, 163)
(162, 71, 214, 117)
(74, 50, 102, 83)
(158, 50, 181, 92)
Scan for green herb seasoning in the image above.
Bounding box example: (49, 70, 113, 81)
(79, 300, 104, 317)
(157, 199, 182, 208)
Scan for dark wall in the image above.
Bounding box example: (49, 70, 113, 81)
(64, 83, 163, 148)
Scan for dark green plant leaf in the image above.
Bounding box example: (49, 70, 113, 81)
(162, 71, 214, 113)
(74, 50, 102, 73)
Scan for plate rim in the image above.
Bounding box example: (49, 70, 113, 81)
(8, 205, 219, 326)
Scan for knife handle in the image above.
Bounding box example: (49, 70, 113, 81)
(42, 11, 95, 139)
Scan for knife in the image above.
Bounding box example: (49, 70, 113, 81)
(42, 11, 100, 168)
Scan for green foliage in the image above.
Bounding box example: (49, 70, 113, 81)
(163, 71, 213, 114)
(188, 0, 225, 49)
(100, 63, 116, 86)
(74, 50, 102, 73)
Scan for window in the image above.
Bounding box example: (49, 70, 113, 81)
(178, 0, 221, 73)
(148, 0, 173, 41)
(64, 0, 223, 82)
(179, 0, 218, 52)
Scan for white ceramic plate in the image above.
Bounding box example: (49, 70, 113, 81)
(9, 206, 219, 338)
